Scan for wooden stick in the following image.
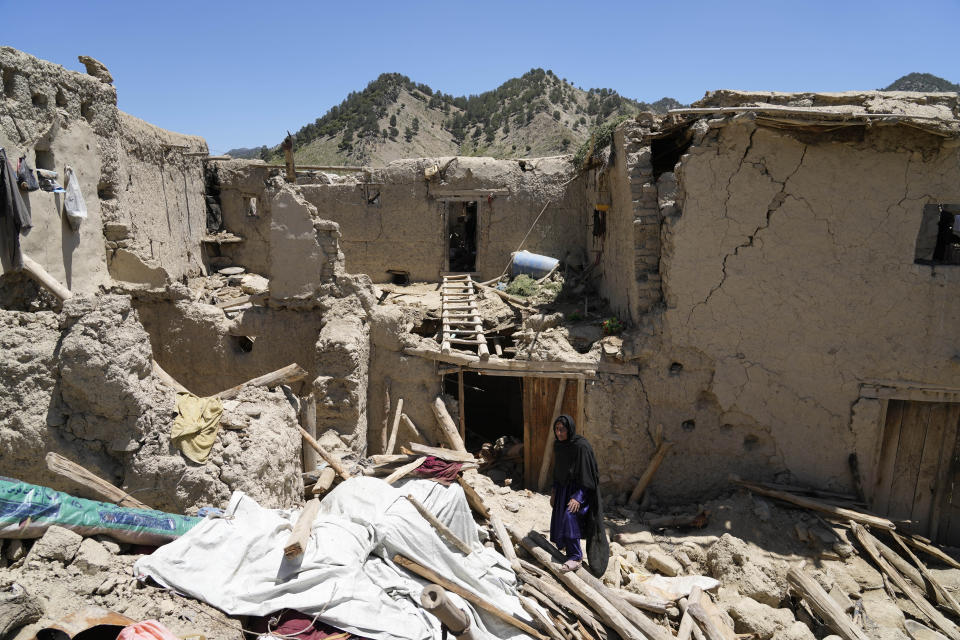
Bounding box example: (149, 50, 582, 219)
(296, 425, 351, 480)
(458, 369, 466, 442)
(677, 609, 696, 640)
(678, 598, 708, 640)
(406, 494, 472, 554)
(283, 498, 320, 557)
(401, 413, 433, 447)
(20, 254, 71, 301)
(217, 363, 308, 400)
(689, 587, 735, 640)
(732, 477, 895, 529)
(432, 397, 467, 451)
(381, 379, 391, 453)
(521, 572, 605, 637)
(489, 513, 521, 571)
(311, 467, 336, 495)
(152, 359, 191, 394)
(385, 456, 426, 485)
(45, 452, 152, 510)
(892, 531, 960, 618)
(301, 393, 319, 472)
(538, 379, 568, 491)
(521, 595, 567, 640)
(850, 523, 960, 640)
(456, 475, 490, 519)
(628, 439, 674, 505)
(903, 535, 960, 570)
(786, 566, 870, 640)
(393, 554, 547, 640)
(386, 397, 404, 455)
(406, 443, 476, 462)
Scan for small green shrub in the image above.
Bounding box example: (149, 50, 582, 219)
(601, 316, 624, 335)
(569, 311, 583, 321)
(505, 274, 538, 297)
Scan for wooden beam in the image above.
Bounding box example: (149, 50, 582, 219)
(384, 456, 426, 485)
(421, 585, 479, 640)
(386, 397, 404, 455)
(407, 442, 476, 463)
(152, 359, 190, 394)
(393, 554, 547, 640)
(432, 397, 467, 451)
(301, 393, 318, 472)
(406, 494, 472, 554)
(457, 475, 490, 519)
(217, 363, 308, 400)
(283, 498, 320, 557)
(732, 477, 895, 529)
(405, 347, 597, 374)
(45, 452, 152, 510)
(297, 425, 351, 480)
(21, 254, 71, 302)
(477, 369, 592, 380)
(628, 438, 674, 506)
(400, 413, 434, 447)
(380, 378, 392, 454)
(538, 380, 568, 491)
(311, 466, 336, 496)
(489, 513, 521, 572)
(458, 369, 467, 442)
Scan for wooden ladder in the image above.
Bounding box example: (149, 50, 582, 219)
(440, 274, 489, 359)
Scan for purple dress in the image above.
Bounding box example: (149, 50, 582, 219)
(550, 483, 589, 561)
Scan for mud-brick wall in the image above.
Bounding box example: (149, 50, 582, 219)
(655, 119, 960, 493)
(299, 156, 590, 283)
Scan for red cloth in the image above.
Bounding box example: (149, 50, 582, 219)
(248, 610, 367, 640)
(118, 620, 179, 640)
(411, 455, 463, 485)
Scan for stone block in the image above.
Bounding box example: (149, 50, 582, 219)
(646, 548, 682, 576)
(103, 222, 130, 241)
(73, 538, 112, 574)
(28, 525, 82, 564)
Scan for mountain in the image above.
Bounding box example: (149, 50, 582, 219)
(256, 69, 682, 166)
(223, 146, 269, 160)
(884, 73, 960, 93)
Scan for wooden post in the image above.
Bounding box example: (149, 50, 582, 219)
(538, 379, 568, 491)
(458, 369, 466, 442)
(20, 254, 71, 302)
(297, 425, 351, 480)
(489, 513, 521, 572)
(401, 414, 433, 447)
(576, 377, 585, 435)
(432, 397, 467, 451)
(217, 363, 308, 400)
(421, 585, 479, 640)
(301, 393, 318, 472)
(628, 437, 674, 506)
(46, 452, 152, 510)
(311, 467, 336, 496)
(386, 397, 404, 455)
(381, 378, 392, 453)
(393, 554, 547, 640)
(283, 498, 320, 557)
(405, 494, 472, 555)
(457, 475, 490, 519)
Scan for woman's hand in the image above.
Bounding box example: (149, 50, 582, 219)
(550, 491, 555, 507)
(567, 497, 581, 513)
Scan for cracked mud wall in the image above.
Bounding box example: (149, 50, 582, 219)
(657, 118, 960, 491)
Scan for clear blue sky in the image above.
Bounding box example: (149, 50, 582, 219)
(2, 0, 957, 154)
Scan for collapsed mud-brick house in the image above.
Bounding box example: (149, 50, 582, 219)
(3, 46, 960, 544)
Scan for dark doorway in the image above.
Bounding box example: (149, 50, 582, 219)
(447, 201, 478, 272)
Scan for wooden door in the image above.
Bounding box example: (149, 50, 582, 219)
(872, 400, 960, 543)
(523, 377, 580, 489)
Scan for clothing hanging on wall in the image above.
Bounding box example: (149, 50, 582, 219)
(0, 147, 33, 271)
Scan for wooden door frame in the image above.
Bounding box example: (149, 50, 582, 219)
(439, 198, 482, 275)
(522, 374, 586, 491)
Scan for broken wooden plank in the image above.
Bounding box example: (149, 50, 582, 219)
(393, 554, 547, 640)
(732, 477, 895, 529)
(386, 397, 404, 455)
(45, 452, 152, 510)
(301, 393, 319, 472)
(489, 512, 521, 572)
(283, 498, 320, 557)
(456, 474, 490, 519)
(903, 535, 960, 570)
(21, 254, 71, 301)
(432, 397, 467, 452)
(296, 425, 351, 480)
(406, 442, 475, 462)
(217, 363, 308, 400)
(521, 595, 567, 640)
(311, 467, 336, 496)
(400, 413, 433, 447)
(538, 379, 568, 491)
(406, 494, 472, 555)
(405, 347, 597, 374)
(629, 437, 673, 505)
(385, 456, 426, 485)
(786, 566, 870, 640)
(892, 531, 960, 618)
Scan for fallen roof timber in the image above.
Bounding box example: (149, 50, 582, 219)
(404, 346, 597, 377)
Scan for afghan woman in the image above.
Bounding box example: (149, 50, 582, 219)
(549, 414, 609, 576)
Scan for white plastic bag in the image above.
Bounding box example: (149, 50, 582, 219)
(63, 166, 87, 231)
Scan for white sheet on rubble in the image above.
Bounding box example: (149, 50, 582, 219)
(135, 477, 538, 640)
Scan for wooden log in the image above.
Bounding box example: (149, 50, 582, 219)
(45, 452, 152, 510)
(521, 595, 568, 640)
(369, 454, 412, 465)
(676, 609, 696, 640)
(386, 397, 404, 455)
(850, 523, 960, 640)
(678, 598, 708, 640)
(489, 513, 521, 572)
(538, 379, 568, 491)
(385, 457, 426, 485)
(0, 583, 43, 640)
(893, 531, 960, 617)
(872, 534, 927, 592)
(616, 590, 670, 615)
(904, 535, 960, 570)
(521, 572, 605, 637)
(311, 467, 336, 496)
(406, 442, 476, 462)
(401, 413, 434, 447)
(217, 363, 308, 400)
(20, 254, 71, 301)
(421, 585, 479, 640)
(786, 565, 870, 640)
(403, 347, 597, 373)
(152, 359, 191, 394)
(301, 393, 319, 472)
(458, 369, 467, 441)
(406, 494, 472, 554)
(457, 474, 490, 519)
(689, 587, 735, 640)
(432, 397, 467, 452)
(628, 439, 674, 505)
(296, 425, 351, 480)
(732, 477, 895, 529)
(509, 529, 646, 640)
(381, 378, 392, 453)
(283, 498, 320, 557)
(686, 603, 728, 640)
(393, 554, 547, 640)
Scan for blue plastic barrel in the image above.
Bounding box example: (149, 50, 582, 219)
(511, 250, 560, 278)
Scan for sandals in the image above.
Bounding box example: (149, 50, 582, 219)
(559, 559, 581, 573)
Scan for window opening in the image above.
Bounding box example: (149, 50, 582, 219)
(447, 201, 478, 272)
(915, 204, 960, 265)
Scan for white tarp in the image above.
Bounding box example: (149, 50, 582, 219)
(135, 477, 539, 640)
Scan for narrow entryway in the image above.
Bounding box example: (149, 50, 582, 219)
(447, 201, 478, 272)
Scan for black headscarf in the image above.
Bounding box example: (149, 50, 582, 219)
(552, 414, 609, 576)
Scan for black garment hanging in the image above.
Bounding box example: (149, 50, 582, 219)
(0, 147, 33, 271)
